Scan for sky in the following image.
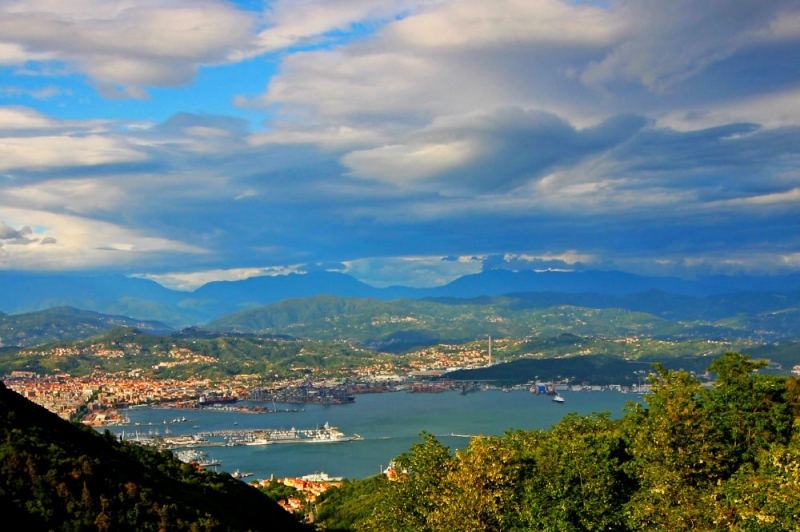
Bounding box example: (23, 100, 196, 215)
(0, 0, 799, 290)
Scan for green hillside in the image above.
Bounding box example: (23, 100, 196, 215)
(443, 353, 727, 385)
(3, 322, 796, 383)
(0, 306, 172, 348)
(205, 295, 767, 352)
(0, 327, 394, 379)
(0, 380, 308, 531)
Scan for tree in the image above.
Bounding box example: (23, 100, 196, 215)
(705, 353, 792, 467)
(512, 413, 633, 532)
(361, 432, 455, 532)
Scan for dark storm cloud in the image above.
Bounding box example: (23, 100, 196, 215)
(605, 123, 800, 201)
(0, 222, 35, 245)
(343, 108, 650, 193)
(434, 110, 650, 193)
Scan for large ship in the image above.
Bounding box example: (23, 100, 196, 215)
(174, 449, 221, 468)
(198, 395, 238, 406)
(302, 422, 361, 443)
(211, 422, 363, 446)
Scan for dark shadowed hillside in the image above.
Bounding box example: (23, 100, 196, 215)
(0, 380, 309, 531)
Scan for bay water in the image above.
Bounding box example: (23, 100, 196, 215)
(109, 390, 636, 480)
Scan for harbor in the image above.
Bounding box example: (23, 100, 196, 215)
(107, 389, 634, 480)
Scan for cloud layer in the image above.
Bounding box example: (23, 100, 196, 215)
(0, 0, 798, 285)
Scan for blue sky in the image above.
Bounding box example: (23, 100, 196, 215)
(0, 0, 799, 290)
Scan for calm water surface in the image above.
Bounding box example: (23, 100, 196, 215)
(109, 390, 637, 480)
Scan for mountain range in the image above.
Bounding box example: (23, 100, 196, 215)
(2, 269, 800, 327)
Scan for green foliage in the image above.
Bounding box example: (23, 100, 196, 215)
(360, 420, 633, 532)
(622, 353, 793, 530)
(511, 413, 634, 531)
(350, 353, 800, 532)
(446, 354, 653, 385)
(363, 432, 457, 532)
(260, 479, 303, 502)
(314, 476, 388, 531)
(722, 434, 800, 530)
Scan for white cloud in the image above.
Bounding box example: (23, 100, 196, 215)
(0, 41, 52, 65)
(258, 0, 800, 144)
(0, 206, 205, 270)
(249, 124, 390, 150)
(384, 0, 618, 48)
(0, 0, 256, 91)
(343, 254, 484, 287)
(245, 0, 433, 57)
(0, 134, 145, 171)
(0, 178, 127, 214)
(507, 251, 596, 266)
(342, 139, 479, 182)
(138, 265, 304, 291)
(659, 88, 800, 131)
(0, 1, 797, 283)
(264, 50, 448, 122)
(755, 9, 800, 40)
(710, 187, 800, 207)
(0, 106, 58, 129)
(580, 0, 795, 92)
(0, 85, 62, 99)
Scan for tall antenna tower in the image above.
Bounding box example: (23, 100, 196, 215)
(488, 335, 492, 366)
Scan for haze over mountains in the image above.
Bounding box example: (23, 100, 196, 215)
(3, 269, 800, 328)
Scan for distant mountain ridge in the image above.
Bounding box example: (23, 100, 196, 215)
(1, 269, 799, 326)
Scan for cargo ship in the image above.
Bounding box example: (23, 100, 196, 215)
(198, 395, 238, 406)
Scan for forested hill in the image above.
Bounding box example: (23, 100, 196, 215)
(205, 292, 800, 352)
(0, 381, 309, 531)
(0, 306, 172, 347)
